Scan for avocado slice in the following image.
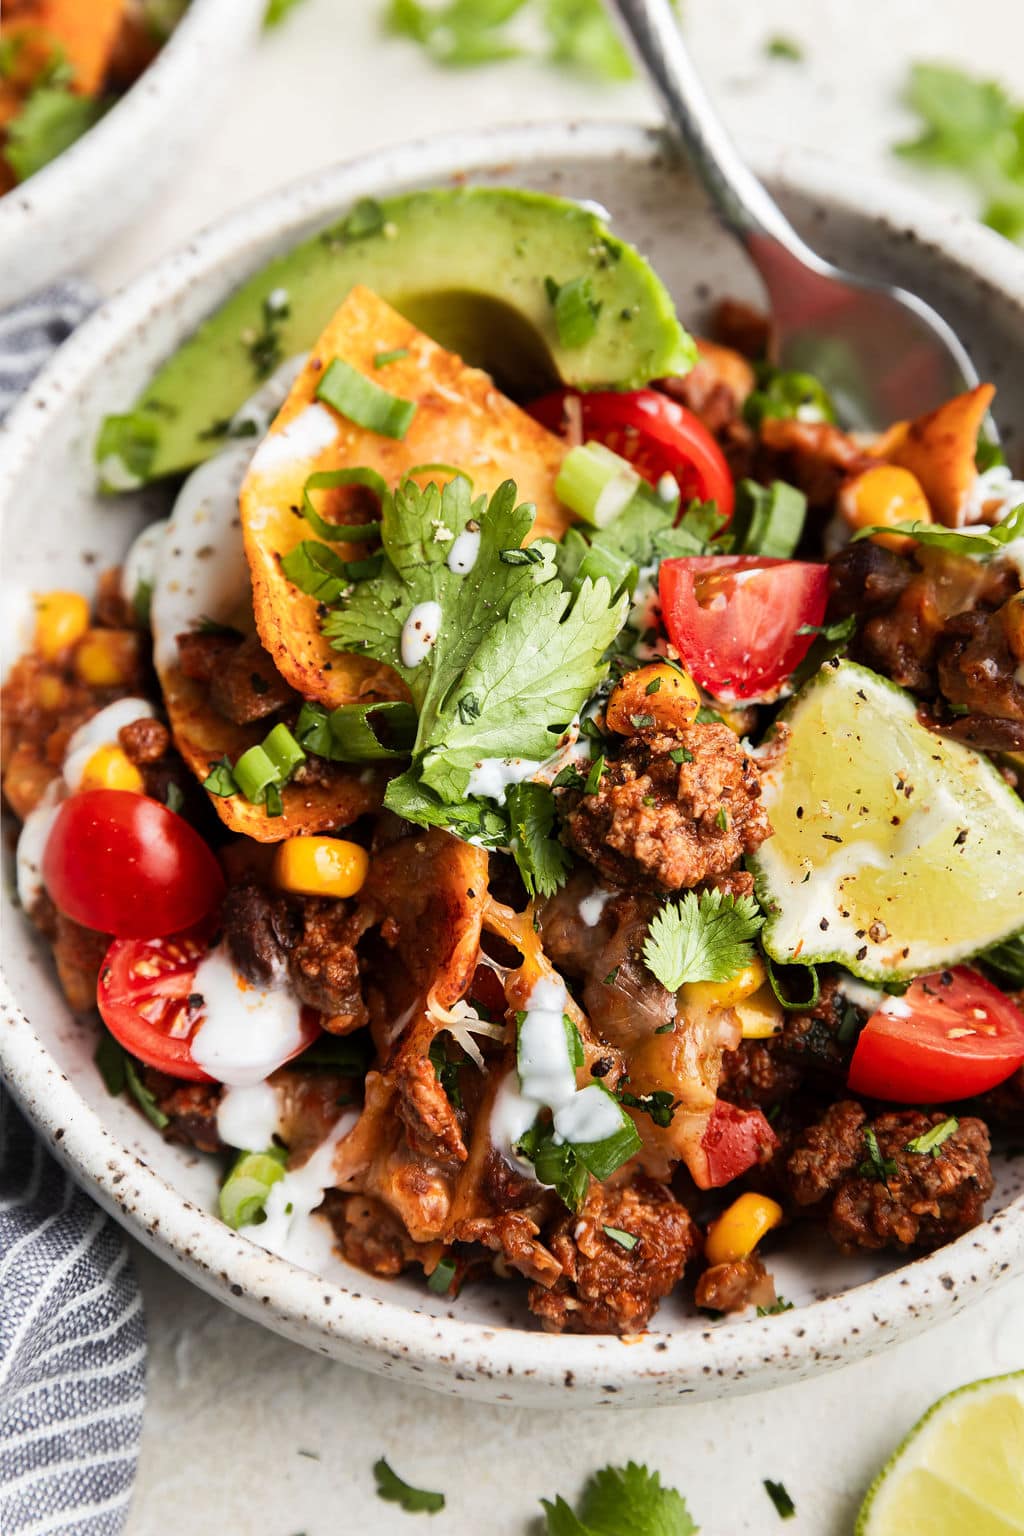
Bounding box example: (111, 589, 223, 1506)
(98, 188, 696, 487)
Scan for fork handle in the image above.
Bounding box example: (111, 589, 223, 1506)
(607, 0, 816, 269)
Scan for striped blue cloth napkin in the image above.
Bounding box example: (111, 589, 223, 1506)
(1, 282, 147, 1535)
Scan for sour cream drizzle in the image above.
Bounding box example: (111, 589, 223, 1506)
(446, 526, 481, 575)
(216, 1081, 281, 1151)
(400, 600, 442, 667)
(247, 1114, 356, 1264)
(189, 946, 307, 1088)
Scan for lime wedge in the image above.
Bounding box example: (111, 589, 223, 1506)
(751, 659, 1024, 981)
(856, 1371, 1024, 1535)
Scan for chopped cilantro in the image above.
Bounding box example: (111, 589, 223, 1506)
(428, 1038, 463, 1109)
(765, 35, 803, 61)
(584, 754, 607, 795)
(602, 1225, 638, 1251)
(757, 1295, 794, 1316)
(244, 291, 290, 380)
(643, 889, 764, 992)
(384, 0, 640, 81)
(202, 755, 239, 797)
(763, 1479, 796, 1520)
(743, 370, 833, 429)
(552, 763, 586, 790)
(541, 1461, 698, 1536)
(906, 1116, 959, 1157)
(4, 87, 105, 183)
(505, 781, 573, 898)
(124, 1058, 170, 1130)
(669, 746, 694, 765)
(373, 1458, 445, 1515)
(859, 1127, 898, 1187)
(618, 1087, 677, 1128)
(264, 0, 309, 24)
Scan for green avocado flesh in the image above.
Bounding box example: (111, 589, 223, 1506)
(105, 187, 696, 485)
(751, 659, 1024, 982)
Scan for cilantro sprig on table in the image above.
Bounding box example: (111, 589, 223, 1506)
(643, 889, 765, 993)
(896, 63, 1024, 241)
(382, 0, 637, 81)
(373, 1457, 445, 1515)
(542, 1461, 699, 1536)
(320, 475, 627, 889)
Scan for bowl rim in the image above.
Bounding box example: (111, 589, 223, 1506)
(2, 118, 1023, 1404)
(0, 0, 252, 229)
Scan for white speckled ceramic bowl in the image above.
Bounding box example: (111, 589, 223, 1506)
(0, 0, 263, 307)
(2, 122, 1023, 1407)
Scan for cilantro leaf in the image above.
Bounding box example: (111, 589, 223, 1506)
(373, 1458, 445, 1515)
(555, 490, 723, 591)
(505, 781, 573, 898)
(542, 1461, 699, 1536)
(643, 889, 764, 992)
(4, 87, 105, 183)
(895, 64, 1024, 243)
(264, 0, 309, 25)
(859, 1127, 898, 1187)
(383, 0, 526, 67)
(763, 1479, 796, 1520)
(543, 0, 635, 81)
(851, 501, 1024, 556)
(417, 573, 625, 800)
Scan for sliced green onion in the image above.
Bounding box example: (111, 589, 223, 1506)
(301, 467, 386, 542)
(731, 479, 807, 559)
(405, 461, 469, 485)
(603, 1224, 638, 1251)
(427, 1256, 457, 1294)
(555, 441, 641, 529)
(294, 700, 416, 761)
(765, 955, 821, 1012)
(373, 348, 409, 368)
(316, 357, 417, 440)
(233, 743, 278, 803)
(262, 722, 306, 780)
(219, 1147, 288, 1229)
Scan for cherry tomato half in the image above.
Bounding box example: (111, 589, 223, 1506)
(699, 1101, 778, 1189)
(98, 925, 322, 1082)
(659, 555, 828, 701)
(43, 788, 224, 938)
(528, 388, 735, 522)
(847, 967, 1024, 1103)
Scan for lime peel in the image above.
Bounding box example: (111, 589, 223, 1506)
(750, 660, 1024, 982)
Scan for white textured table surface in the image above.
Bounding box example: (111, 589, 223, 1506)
(88, 2, 1024, 1531)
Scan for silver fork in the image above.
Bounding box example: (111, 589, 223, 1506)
(608, 0, 983, 432)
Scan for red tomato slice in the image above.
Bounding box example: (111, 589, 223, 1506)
(528, 388, 735, 522)
(98, 925, 322, 1082)
(659, 555, 828, 701)
(699, 1101, 779, 1188)
(847, 967, 1024, 1103)
(43, 788, 224, 939)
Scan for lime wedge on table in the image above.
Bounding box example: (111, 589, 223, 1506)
(856, 1372, 1024, 1535)
(751, 660, 1024, 982)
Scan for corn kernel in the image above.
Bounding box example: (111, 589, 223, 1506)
(273, 836, 369, 898)
(682, 956, 767, 1012)
(74, 629, 139, 687)
(36, 675, 66, 710)
(606, 662, 701, 734)
(838, 465, 931, 552)
(78, 744, 145, 794)
(34, 591, 89, 661)
(1003, 593, 1024, 666)
(734, 983, 785, 1040)
(705, 1192, 784, 1267)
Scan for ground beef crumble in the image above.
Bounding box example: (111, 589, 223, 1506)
(528, 1176, 698, 1333)
(562, 721, 771, 894)
(785, 1100, 993, 1254)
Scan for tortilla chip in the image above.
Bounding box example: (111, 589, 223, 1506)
(239, 285, 570, 710)
(161, 662, 384, 842)
(886, 384, 994, 528)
